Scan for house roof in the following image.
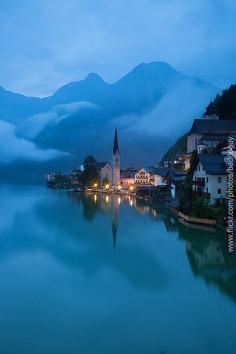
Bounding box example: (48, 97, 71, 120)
(189, 119, 236, 135)
(97, 162, 110, 169)
(198, 154, 227, 174)
(120, 169, 136, 178)
(200, 135, 228, 142)
(152, 167, 170, 177)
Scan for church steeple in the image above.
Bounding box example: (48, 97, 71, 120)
(113, 128, 119, 155)
(111, 128, 120, 187)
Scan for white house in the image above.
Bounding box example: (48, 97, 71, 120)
(192, 154, 228, 204)
(135, 168, 154, 186)
(152, 168, 169, 186)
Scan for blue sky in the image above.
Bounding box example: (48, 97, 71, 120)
(0, 0, 235, 96)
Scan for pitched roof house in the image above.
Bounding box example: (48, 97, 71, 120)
(187, 119, 236, 153)
(192, 154, 229, 204)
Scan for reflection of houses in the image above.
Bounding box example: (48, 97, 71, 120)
(187, 118, 236, 154)
(192, 154, 227, 204)
(120, 168, 137, 187)
(135, 168, 154, 186)
(179, 223, 236, 303)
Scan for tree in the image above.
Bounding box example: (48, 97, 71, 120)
(81, 155, 99, 186)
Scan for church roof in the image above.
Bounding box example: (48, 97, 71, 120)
(113, 128, 119, 154)
(97, 162, 110, 169)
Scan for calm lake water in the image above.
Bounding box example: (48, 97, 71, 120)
(0, 185, 235, 354)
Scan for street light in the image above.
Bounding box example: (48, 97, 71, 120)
(94, 183, 98, 188)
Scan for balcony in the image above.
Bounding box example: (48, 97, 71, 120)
(193, 178, 205, 187)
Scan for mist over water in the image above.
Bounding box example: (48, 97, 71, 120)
(0, 185, 235, 354)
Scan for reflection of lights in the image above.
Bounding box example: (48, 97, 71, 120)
(118, 185, 121, 190)
(129, 199, 133, 207)
(130, 186, 134, 191)
(105, 195, 109, 203)
(94, 183, 98, 187)
(118, 197, 121, 204)
(94, 194, 97, 202)
(105, 184, 109, 189)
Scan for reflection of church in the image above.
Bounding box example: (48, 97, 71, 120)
(99, 128, 120, 187)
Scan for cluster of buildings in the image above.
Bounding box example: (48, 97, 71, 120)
(182, 116, 235, 204)
(48, 117, 236, 206)
(98, 128, 186, 196)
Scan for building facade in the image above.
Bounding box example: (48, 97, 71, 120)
(135, 168, 154, 186)
(98, 162, 112, 185)
(192, 154, 228, 204)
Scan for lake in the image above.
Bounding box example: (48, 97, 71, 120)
(0, 185, 235, 354)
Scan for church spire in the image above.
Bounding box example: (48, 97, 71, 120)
(113, 128, 119, 155)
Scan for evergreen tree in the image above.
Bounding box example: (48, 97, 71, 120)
(81, 155, 99, 186)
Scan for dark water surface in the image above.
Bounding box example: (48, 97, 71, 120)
(0, 185, 235, 354)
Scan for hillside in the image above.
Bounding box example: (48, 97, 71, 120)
(205, 84, 236, 119)
(161, 83, 236, 163)
(161, 133, 187, 162)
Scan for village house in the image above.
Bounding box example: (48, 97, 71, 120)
(192, 154, 228, 204)
(135, 168, 154, 186)
(152, 167, 170, 186)
(120, 168, 137, 187)
(187, 118, 236, 154)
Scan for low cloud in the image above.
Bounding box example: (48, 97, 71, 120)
(0, 120, 68, 163)
(19, 101, 98, 139)
(112, 81, 217, 138)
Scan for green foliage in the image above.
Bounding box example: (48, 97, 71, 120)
(81, 155, 99, 186)
(179, 172, 193, 213)
(190, 197, 224, 220)
(205, 84, 236, 120)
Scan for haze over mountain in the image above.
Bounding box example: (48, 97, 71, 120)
(0, 61, 219, 179)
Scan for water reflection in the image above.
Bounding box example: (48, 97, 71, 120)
(68, 191, 236, 303)
(0, 186, 235, 300)
(179, 223, 236, 303)
(0, 186, 235, 354)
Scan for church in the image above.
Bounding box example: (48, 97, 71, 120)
(99, 128, 120, 187)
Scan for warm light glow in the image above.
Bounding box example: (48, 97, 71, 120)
(118, 185, 121, 190)
(94, 194, 97, 202)
(105, 184, 109, 189)
(94, 183, 98, 187)
(129, 199, 133, 207)
(105, 195, 109, 203)
(118, 197, 121, 204)
(129, 186, 134, 191)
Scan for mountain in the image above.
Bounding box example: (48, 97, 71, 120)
(0, 61, 219, 177)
